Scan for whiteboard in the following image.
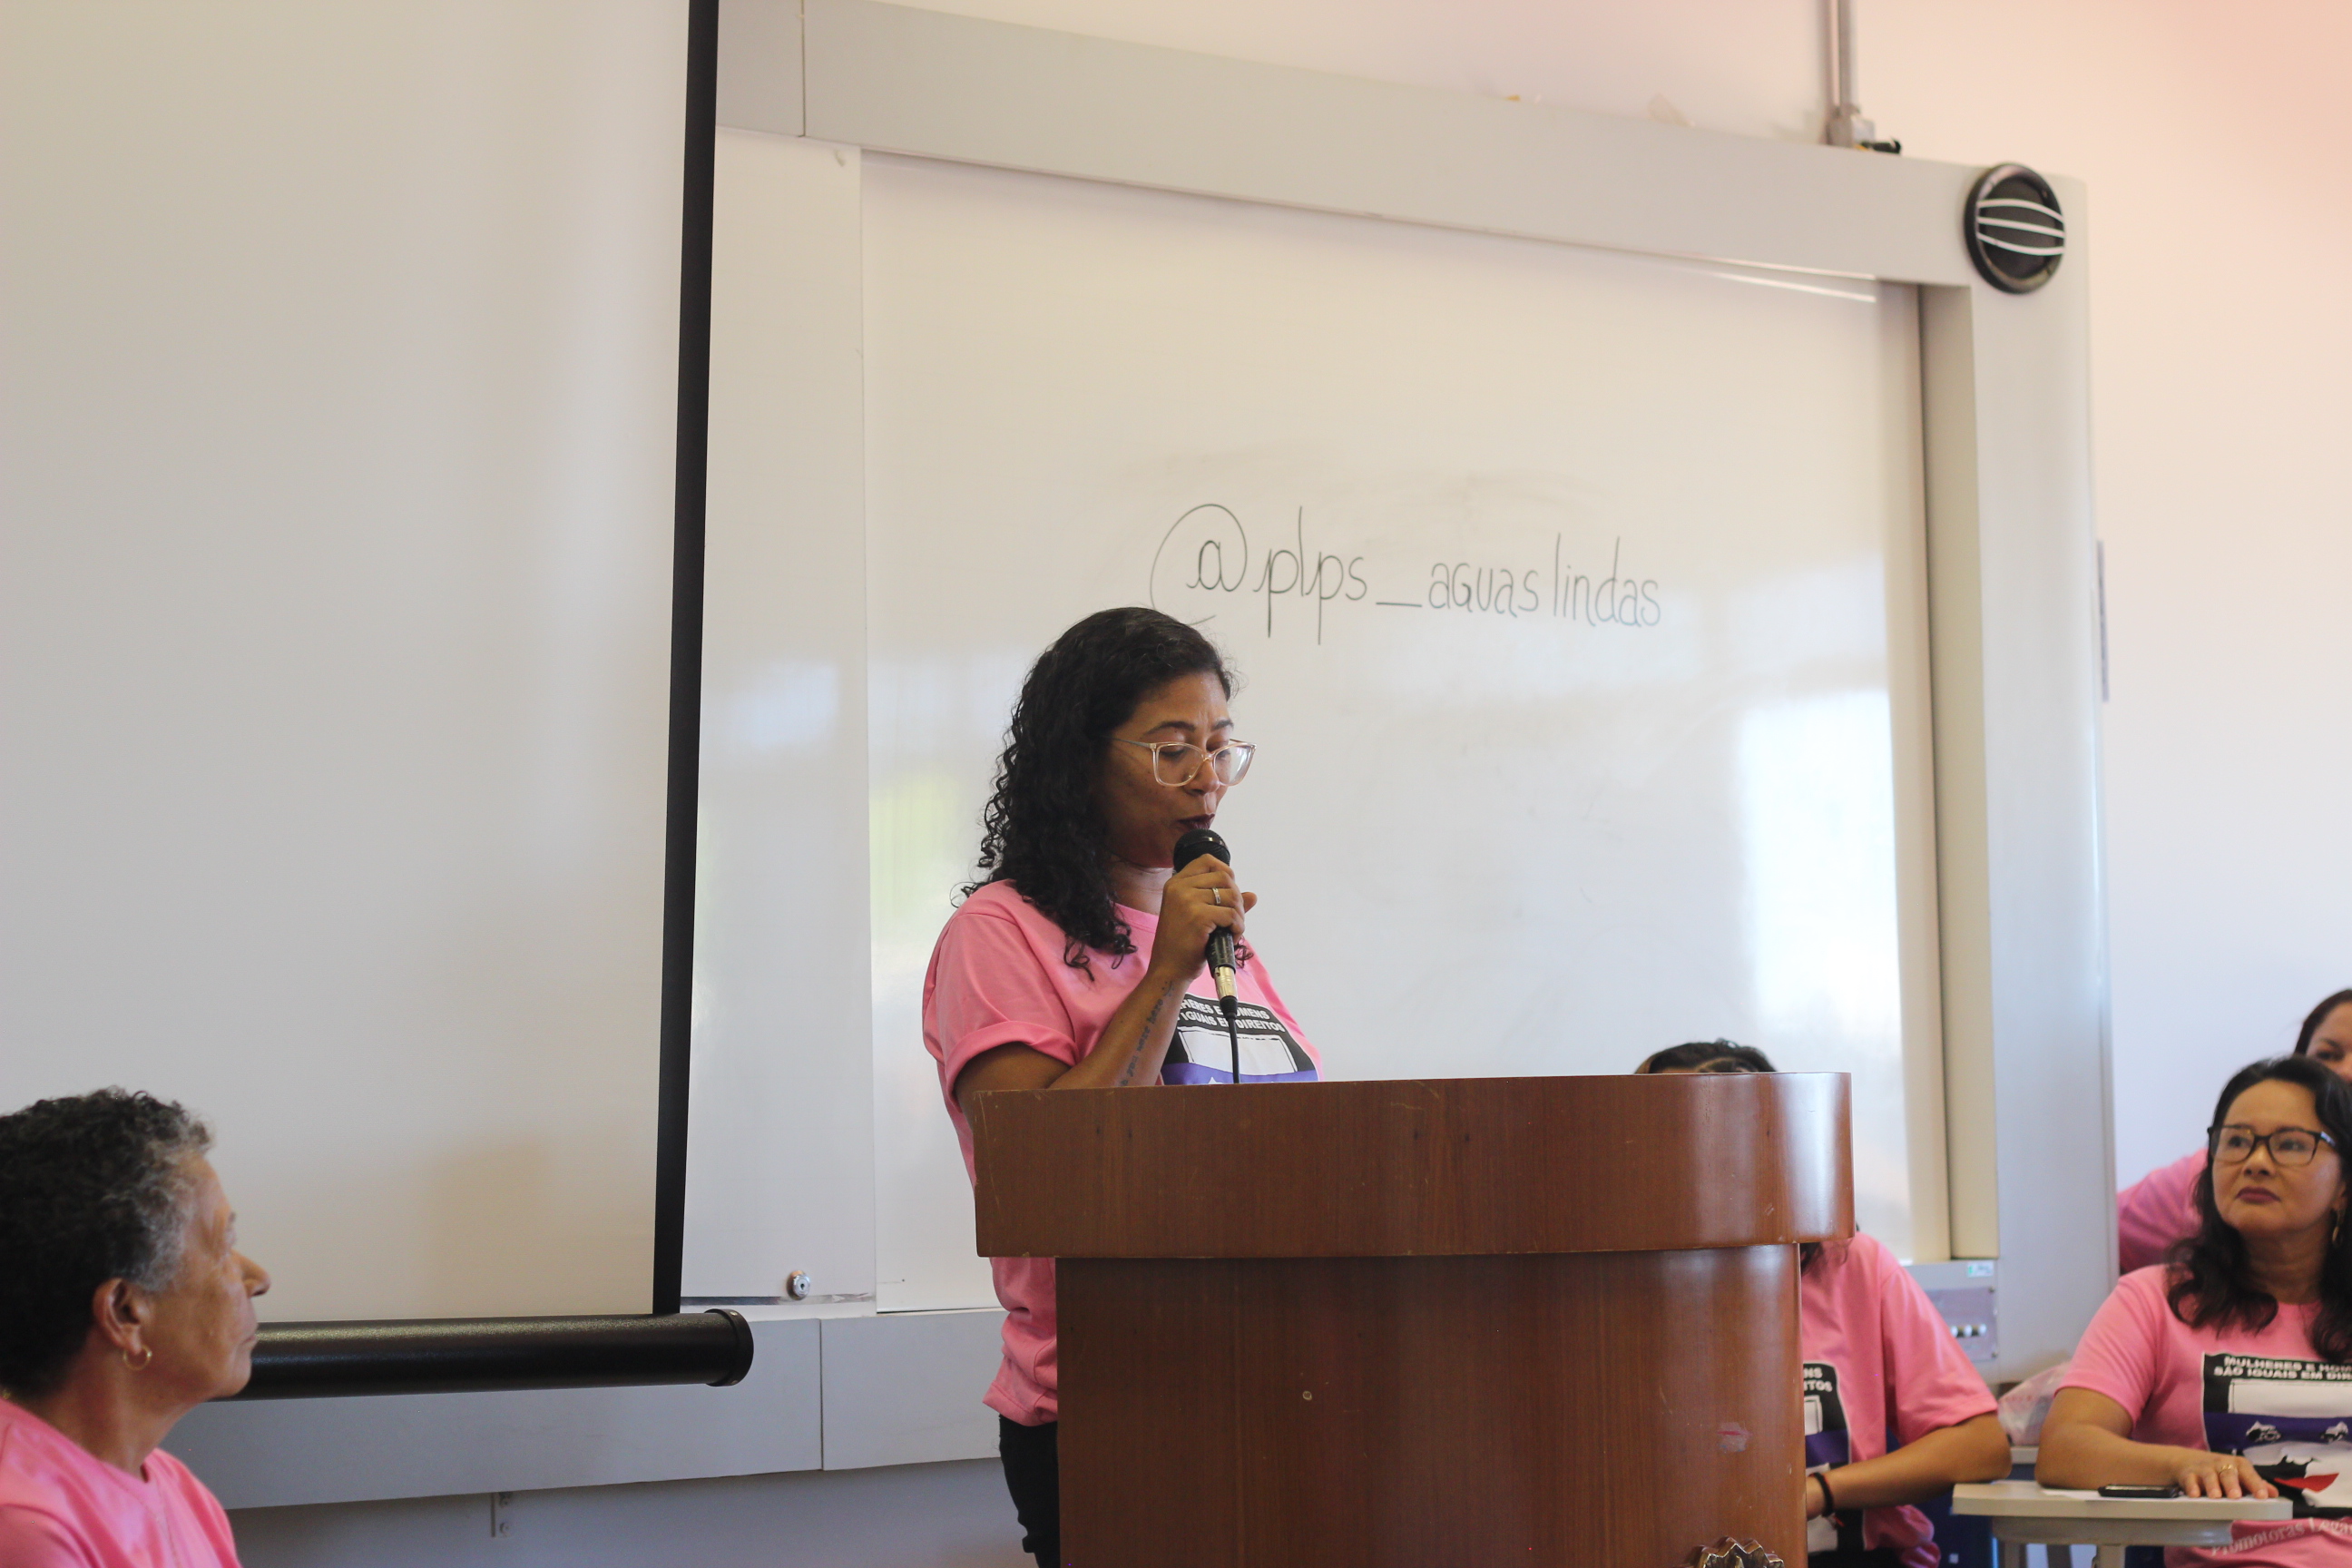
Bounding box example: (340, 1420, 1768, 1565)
(0, 1, 687, 1319)
(863, 154, 1943, 1308)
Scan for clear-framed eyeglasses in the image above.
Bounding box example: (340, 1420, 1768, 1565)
(2210, 1123, 2337, 1167)
(1114, 737, 1256, 788)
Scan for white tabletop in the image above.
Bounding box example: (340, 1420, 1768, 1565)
(1955, 1480, 2293, 1548)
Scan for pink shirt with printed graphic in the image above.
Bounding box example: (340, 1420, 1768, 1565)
(1800, 1231, 2000, 1568)
(923, 879, 1319, 1427)
(0, 1400, 240, 1568)
(2065, 1266, 2352, 1567)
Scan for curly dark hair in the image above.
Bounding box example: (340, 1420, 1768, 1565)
(2295, 990, 2352, 1055)
(0, 1089, 213, 1397)
(967, 607, 1235, 972)
(2167, 1055, 2352, 1362)
(1635, 1040, 1779, 1075)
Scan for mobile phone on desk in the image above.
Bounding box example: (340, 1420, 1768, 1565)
(2097, 1485, 2182, 1498)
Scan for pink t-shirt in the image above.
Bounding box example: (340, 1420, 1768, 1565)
(2121, 1150, 2207, 1275)
(0, 1400, 240, 1568)
(2065, 1266, 2352, 1566)
(1800, 1231, 1999, 1568)
(923, 880, 1320, 1426)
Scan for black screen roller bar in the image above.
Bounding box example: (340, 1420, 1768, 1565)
(228, 1309, 754, 1400)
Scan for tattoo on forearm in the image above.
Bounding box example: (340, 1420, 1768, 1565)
(1114, 977, 1182, 1085)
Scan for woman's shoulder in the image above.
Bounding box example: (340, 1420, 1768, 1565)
(0, 1403, 83, 1491)
(939, 881, 1054, 943)
(2087, 1264, 2181, 1335)
(953, 879, 1028, 918)
(1808, 1229, 1896, 1284)
(145, 1446, 233, 1523)
(142, 1446, 214, 1494)
(0, 1404, 129, 1537)
(1843, 1230, 1896, 1269)
(1798, 1231, 1902, 1322)
(931, 881, 1082, 977)
(1830, 1232, 1959, 1327)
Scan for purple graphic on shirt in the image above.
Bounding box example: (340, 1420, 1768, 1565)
(2203, 1353, 2352, 1518)
(1805, 1361, 1857, 1557)
(1160, 995, 1318, 1085)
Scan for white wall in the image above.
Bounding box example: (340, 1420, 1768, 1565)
(1859, 1, 2352, 1182)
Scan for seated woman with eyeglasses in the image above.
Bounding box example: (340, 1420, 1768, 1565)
(1, 1089, 270, 1567)
(1635, 1043, 2010, 1567)
(923, 607, 1321, 1568)
(2120, 992, 2352, 1275)
(2041, 1055, 2352, 1561)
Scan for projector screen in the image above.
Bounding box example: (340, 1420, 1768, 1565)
(0, 0, 691, 1320)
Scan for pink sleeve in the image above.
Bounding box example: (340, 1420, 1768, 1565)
(0, 1509, 91, 1568)
(1869, 1242, 1997, 1445)
(2117, 1150, 2204, 1275)
(926, 906, 1083, 1104)
(2061, 1269, 2171, 1422)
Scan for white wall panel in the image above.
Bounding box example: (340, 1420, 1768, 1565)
(683, 129, 876, 1308)
(820, 1311, 1004, 1469)
(227, 1458, 1026, 1568)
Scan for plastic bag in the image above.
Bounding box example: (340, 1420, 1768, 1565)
(1999, 1359, 2072, 1447)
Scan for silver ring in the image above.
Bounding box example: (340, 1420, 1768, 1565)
(1210, 887, 1222, 906)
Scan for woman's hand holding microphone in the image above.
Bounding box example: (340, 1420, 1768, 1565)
(1148, 854, 1253, 982)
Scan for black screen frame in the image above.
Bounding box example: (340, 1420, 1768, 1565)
(652, 0, 720, 1321)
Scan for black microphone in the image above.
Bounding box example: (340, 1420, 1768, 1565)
(1171, 827, 1241, 1027)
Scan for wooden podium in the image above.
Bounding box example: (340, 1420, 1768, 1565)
(970, 1072, 1849, 1568)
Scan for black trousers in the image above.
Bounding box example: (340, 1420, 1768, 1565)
(998, 1416, 1061, 1567)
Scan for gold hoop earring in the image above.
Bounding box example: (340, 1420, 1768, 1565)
(122, 1345, 152, 1371)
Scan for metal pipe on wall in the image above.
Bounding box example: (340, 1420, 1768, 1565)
(1825, 0, 1896, 152)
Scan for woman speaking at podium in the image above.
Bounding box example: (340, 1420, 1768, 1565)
(922, 607, 1321, 1568)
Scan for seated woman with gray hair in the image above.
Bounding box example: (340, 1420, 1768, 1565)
(0, 1089, 269, 1566)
